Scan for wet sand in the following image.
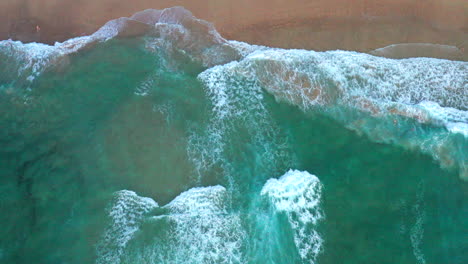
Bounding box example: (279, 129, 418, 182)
(1, 0, 467, 57)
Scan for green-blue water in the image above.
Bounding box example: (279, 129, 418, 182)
(0, 7, 467, 264)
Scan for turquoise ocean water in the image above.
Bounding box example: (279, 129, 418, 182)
(0, 7, 467, 264)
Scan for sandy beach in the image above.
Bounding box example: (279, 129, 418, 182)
(1, 0, 467, 54)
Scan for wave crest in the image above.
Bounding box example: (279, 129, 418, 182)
(261, 169, 324, 263)
(200, 48, 467, 180)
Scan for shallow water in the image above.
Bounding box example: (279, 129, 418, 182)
(0, 8, 467, 264)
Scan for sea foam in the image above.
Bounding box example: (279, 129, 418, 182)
(261, 170, 324, 263)
(199, 48, 467, 180)
(96, 190, 159, 264)
(189, 60, 294, 183)
(97, 186, 246, 264)
(0, 6, 241, 87)
(162, 186, 246, 264)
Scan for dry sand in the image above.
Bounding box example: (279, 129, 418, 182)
(1, 0, 467, 57)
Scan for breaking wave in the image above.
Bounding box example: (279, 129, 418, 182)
(200, 49, 467, 180)
(261, 170, 324, 263)
(97, 186, 246, 264)
(96, 190, 159, 264)
(97, 169, 324, 264)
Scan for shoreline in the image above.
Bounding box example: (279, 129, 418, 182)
(226, 16, 467, 52)
(1, 1, 466, 52)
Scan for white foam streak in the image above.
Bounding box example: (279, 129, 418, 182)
(409, 183, 427, 264)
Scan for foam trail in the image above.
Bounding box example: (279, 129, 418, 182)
(261, 170, 324, 263)
(410, 183, 426, 264)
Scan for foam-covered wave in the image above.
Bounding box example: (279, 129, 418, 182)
(189, 59, 294, 184)
(199, 48, 467, 180)
(261, 170, 324, 263)
(97, 186, 245, 264)
(238, 49, 466, 119)
(0, 6, 241, 86)
(97, 171, 325, 264)
(96, 190, 159, 264)
(161, 186, 246, 264)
